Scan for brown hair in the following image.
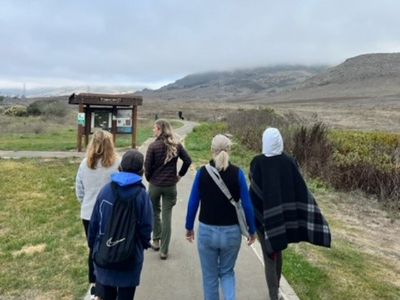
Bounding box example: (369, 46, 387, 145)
(154, 119, 179, 164)
(86, 130, 118, 169)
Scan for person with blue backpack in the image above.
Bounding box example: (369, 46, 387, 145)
(88, 150, 153, 300)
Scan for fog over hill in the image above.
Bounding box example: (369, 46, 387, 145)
(137, 53, 400, 103)
(135, 65, 327, 102)
(244, 53, 400, 103)
(3, 53, 400, 104)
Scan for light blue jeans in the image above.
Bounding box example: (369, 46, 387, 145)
(197, 222, 242, 300)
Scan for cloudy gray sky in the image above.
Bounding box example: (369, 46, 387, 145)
(1, 0, 400, 91)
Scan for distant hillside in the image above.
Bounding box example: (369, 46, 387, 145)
(245, 53, 400, 103)
(135, 65, 327, 101)
(302, 53, 400, 87)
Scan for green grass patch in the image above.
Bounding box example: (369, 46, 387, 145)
(0, 126, 153, 151)
(0, 158, 87, 300)
(284, 239, 400, 300)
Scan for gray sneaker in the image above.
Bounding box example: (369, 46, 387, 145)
(151, 239, 160, 251)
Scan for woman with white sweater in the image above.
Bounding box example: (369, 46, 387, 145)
(75, 130, 121, 300)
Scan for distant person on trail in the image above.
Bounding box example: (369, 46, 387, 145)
(88, 149, 153, 300)
(185, 134, 256, 300)
(249, 127, 331, 300)
(178, 111, 184, 120)
(145, 119, 192, 260)
(75, 130, 121, 300)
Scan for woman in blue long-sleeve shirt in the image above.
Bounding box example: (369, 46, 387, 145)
(185, 134, 256, 300)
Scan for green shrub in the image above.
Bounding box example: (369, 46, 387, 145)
(27, 99, 68, 117)
(291, 122, 334, 178)
(226, 107, 291, 152)
(4, 105, 27, 117)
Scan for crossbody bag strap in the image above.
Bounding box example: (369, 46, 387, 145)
(205, 163, 234, 202)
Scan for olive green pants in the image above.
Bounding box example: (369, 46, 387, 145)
(148, 183, 177, 254)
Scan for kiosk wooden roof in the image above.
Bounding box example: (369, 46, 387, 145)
(68, 92, 143, 106)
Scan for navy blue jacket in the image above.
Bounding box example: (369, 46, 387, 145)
(88, 172, 153, 287)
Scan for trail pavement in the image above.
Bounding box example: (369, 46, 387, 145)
(0, 120, 299, 300)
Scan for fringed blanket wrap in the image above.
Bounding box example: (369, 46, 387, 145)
(249, 153, 331, 254)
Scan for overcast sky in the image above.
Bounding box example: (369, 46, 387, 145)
(1, 0, 400, 91)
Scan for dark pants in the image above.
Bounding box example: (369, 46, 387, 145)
(82, 219, 96, 283)
(96, 281, 137, 300)
(256, 228, 283, 300)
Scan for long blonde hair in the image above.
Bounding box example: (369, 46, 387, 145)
(155, 119, 179, 164)
(86, 130, 118, 169)
(211, 134, 231, 171)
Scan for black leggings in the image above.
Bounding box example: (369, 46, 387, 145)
(82, 219, 96, 283)
(256, 228, 283, 300)
(96, 281, 136, 300)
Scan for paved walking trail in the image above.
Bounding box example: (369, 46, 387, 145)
(0, 120, 299, 300)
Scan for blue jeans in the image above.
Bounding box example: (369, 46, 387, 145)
(197, 222, 242, 300)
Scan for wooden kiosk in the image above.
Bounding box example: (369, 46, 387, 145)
(68, 93, 143, 152)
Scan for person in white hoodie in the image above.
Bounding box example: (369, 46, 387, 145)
(249, 127, 331, 300)
(75, 130, 121, 299)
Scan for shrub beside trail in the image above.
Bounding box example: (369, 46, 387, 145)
(226, 108, 400, 209)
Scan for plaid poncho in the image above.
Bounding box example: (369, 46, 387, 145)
(249, 153, 331, 254)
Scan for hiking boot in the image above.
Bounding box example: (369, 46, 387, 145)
(151, 239, 160, 251)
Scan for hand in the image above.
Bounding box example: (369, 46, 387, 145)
(247, 233, 256, 246)
(176, 175, 182, 182)
(186, 230, 194, 243)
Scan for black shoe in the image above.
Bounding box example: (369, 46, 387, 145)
(90, 285, 95, 300)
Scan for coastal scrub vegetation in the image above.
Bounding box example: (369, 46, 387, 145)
(226, 107, 400, 209)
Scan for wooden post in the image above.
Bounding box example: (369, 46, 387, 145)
(111, 106, 117, 144)
(131, 105, 137, 149)
(77, 102, 83, 152)
(84, 105, 91, 148)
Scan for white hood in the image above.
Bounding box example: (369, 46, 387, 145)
(262, 127, 283, 157)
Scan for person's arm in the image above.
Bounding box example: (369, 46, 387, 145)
(238, 169, 256, 234)
(88, 195, 100, 249)
(185, 169, 201, 229)
(137, 189, 153, 249)
(75, 161, 85, 203)
(238, 168, 257, 245)
(144, 144, 155, 181)
(177, 143, 192, 177)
